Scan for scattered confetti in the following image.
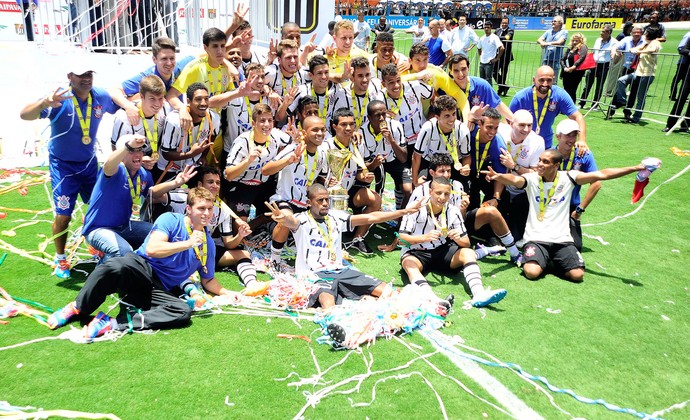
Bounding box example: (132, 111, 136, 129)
(16, 363, 22, 368)
(546, 308, 561, 314)
(661, 315, 670, 321)
(671, 249, 680, 253)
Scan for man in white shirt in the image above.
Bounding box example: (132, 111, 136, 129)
(496, 110, 545, 243)
(477, 21, 504, 87)
(353, 11, 371, 51)
(405, 17, 429, 44)
(484, 150, 651, 282)
(449, 15, 479, 56)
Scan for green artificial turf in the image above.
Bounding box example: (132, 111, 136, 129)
(1, 31, 689, 420)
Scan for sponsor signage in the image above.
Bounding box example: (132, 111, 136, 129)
(566, 17, 624, 30)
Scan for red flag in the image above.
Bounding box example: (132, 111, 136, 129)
(631, 178, 649, 204)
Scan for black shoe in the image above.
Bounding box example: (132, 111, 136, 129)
(327, 323, 346, 346)
(606, 106, 616, 119)
(578, 101, 586, 108)
(350, 237, 373, 255)
(662, 127, 671, 133)
(445, 294, 455, 307)
(623, 109, 631, 120)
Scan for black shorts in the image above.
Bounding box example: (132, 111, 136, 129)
(522, 241, 585, 273)
(463, 208, 478, 236)
(215, 244, 225, 266)
(225, 180, 277, 218)
(401, 242, 462, 273)
(308, 267, 382, 308)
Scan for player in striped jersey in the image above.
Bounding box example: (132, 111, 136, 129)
(224, 104, 291, 229)
(264, 39, 309, 97)
(156, 84, 221, 183)
(329, 57, 383, 130)
(413, 95, 471, 187)
(276, 55, 335, 127)
(399, 177, 507, 308)
(111, 75, 170, 172)
(380, 63, 433, 154)
(324, 108, 381, 255)
(263, 116, 328, 268)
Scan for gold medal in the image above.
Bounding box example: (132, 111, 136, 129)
(537, 212, 545, 222)
(132, 204, 141, 215)
(535, 126, 540, 135)
(152, 151, 160, 161)
(441, 227, 448, 238)
(82, 135, 92, 145)
(330, 253, 337, 262)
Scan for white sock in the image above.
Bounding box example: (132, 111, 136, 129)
(463, 262, 484, 297)
(55, 253, 66, 261)
(499, 232, 520, 258)
(237, 259, 257, 286)
(270, 241, 284, 263)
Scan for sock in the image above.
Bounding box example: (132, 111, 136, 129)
(394, 188, 403, 210)
(463, 262, 484, 297)
(475, 246, 490, 260)
(411, 273, 429, 288)
(236, 259, 257, 287)
(270, 240, 285, 263)
(55, 253, 66, 261)
(499, 232, 520, 258)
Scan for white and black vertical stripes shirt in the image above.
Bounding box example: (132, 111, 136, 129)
(110, 105, 170, 149)
(291, 210, 352, 277)
(271, 143, 328, 208)
(158, 111, 221, 172)
(226, 129, 292, 185)
(414, 119, 471, 162)
(359, 119, 406, 163)
(287, 83, 338, 127)
(329, 82, 383, 128)
(382, 81, 433, 141)
(264, 64, 309, 97)
(399, 203, 466, 252)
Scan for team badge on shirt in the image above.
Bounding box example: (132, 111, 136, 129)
(573, 162, 582, 170)
(548, 101, 558, 112)
(471, 95, 482, 106)
(93, 105, 103, 119)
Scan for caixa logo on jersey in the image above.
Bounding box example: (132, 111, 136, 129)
(266, 0, 319, 33)
(310, 239, 328, 248)
(535, 195, 566, 205)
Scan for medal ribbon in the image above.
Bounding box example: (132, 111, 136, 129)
(475, 130, 492, 174)
(332, 137, 353, 168)
(281, 73, 297, 95)
(539, 172, 560, 220)
(427, 201, 448, 234)
(72, 94, 92, 140)
(560, 148, 575, 171)
(532, 87, 551, 133)
(507, 141, 524, 165)
(185, 219, 208, 273)
(368, 122, 383, 143)
(303, 149, 318, 186)
(138, 106, 158, 152)
(352, 88, 369, 129)
(385, 85, 404, 115)
(126, 168, 141, 206)
(244, 96, 254, 122)
(308, 213, 336, 261)
(311, 85, 329, 124)
(439, 124, 460, 167)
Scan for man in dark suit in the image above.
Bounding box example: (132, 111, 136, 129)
(493, 17, 514, 96)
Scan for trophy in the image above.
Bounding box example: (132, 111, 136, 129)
(326, 148, 351, 211)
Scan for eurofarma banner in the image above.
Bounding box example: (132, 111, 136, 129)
(565, 17, 624, 30)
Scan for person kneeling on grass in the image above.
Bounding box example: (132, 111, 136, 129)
(483, 149, 655, 282)
(47, 187, 241, 341)
(398, 177, 507, 308)
(264, 183, 452, 345)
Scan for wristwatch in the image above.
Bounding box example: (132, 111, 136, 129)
(513, 163, 521, 173)
(575, 206, 585, 214)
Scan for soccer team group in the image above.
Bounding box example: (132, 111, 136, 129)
(19, 6, 650, 343)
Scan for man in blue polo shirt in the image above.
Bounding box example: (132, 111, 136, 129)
(448, 54, 514, 122)
(537, 16, 567, 83)
(82, 134, 196, 264)
(510, 65, 588, 150)
(553, 120, 600, 251)
(426, 19, 452, 67)
(47, 187, 240, 341)
(119, 36, 195, 99)
(20, 61, 132, 279)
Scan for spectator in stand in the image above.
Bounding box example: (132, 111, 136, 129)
(664, 31, 690, 133)
(580, 25, 616, 109)
(560, 33, 588, 104)
(537, 16, 567, 83)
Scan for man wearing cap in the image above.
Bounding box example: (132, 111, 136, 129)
(553, 119, 600, 251)
(483, 149, 648, 282)
(82, 134, 196, 264)
(20, 61, 135, 279)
